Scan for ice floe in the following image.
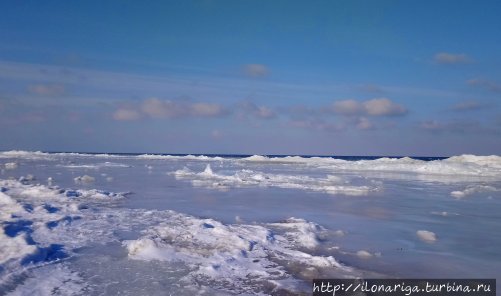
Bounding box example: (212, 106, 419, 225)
(416, 230, 437, 243)
(4, 162, 18, 170)
(450, 184, 499, 198)
(238, 155, 501, 179)
(73, 175, 95, 184)
(172, 164, 378, 195)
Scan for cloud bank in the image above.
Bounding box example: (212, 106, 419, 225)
(330, 98, 407, 117)
(113, 98, 229, 121)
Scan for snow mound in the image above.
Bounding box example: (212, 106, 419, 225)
(0, 179, 130, 288)
(416, 230, 437, 243)
(450, 184, 499, 198)
(2, 151, 501, 178)
(73, 175, 95, 184)
(125, 213, 354, 294)
(172, 165, 378, 196)
(4, 162, 18, 170)
(137, 154, 224, 161)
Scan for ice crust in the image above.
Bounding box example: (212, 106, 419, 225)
(450, 184, 499, 198)
(124, 215, 354, 293)
(416, 230, 437, 243)
(172, 164, 378, 195)
(2, 150, 501, 177)
(1, 151, 501, 294)
(0, 179, 357, 295)
(0, 179, 129, 290)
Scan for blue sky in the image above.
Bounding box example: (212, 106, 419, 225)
(1, 0, 500, 156)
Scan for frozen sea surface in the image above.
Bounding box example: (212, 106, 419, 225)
(1, 151, 500, 295)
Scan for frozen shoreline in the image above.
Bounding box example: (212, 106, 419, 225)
(1, 151, 500, 295)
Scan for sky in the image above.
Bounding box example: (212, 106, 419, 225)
(1, 0, 501, 156)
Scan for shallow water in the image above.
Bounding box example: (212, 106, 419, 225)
(1, 152, 500, 295)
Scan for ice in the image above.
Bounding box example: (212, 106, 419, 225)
(0, 191, 25, 220)
(0, 151, 52, 159)
(416, 230, 437, 243)
(450, 185, 499, 198)
(73, 175, 95, 184)
(7, 264, 85, 296)
(0, 229, 38, 265)
(18, 175, 36, 184)
(241, 154, 501, 178)
(124, 212, 354, 294)
(356, 250, 373, 259)
(4, 163, 18, 170)
(2, 150, 501, 178)
(2, 177, 356, 294)
(446, 154, 501, 168)
(0, 190, 38, 266)
(137, 154, 225, 161)
(0, 150, 119, 160)
(0, 151, 500, 294)
(59, 162, 131, 169)
(0, 179, 133, 292)
(267, 217, 324, 249)
(172, 164, 378, 196)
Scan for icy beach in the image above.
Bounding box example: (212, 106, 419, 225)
(1, 151, 500, 295)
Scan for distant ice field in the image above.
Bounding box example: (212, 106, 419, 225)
(1, 151, 501, 295)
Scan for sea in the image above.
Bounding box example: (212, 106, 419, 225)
(1, 151, 500, 295)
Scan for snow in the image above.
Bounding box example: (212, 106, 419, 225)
(450, 185, 499, 198)
(73, 175, 95, 184)
(2, 150, 501, 178)
(0, 151, 500, 295)
(356, 250, 373, 259)
(172, 164, 378, 196)
(124, 213, 353, 292)
(4, 163, 18, 170)
(0, 227, 38, 265)
(416, 230, 437, 243)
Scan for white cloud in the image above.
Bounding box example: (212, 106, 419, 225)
(355, 117, 374, 130)
(113, 98, 228, 121)
(141, 98, 185, 118)
(113, 108, 141, 121)
(467, 78, 501, 93)
(191, 102, 227, 117)
(238, 102, 277, 119)
(332, 99, 363, 115)
(331, 98, 407, 117)
(28, 84, 65, 96)
(242, 64, 269, 78)
(288, 119, 345, 132)
(363, 98, 407, 116)
(451, 100, 487, 111)
(434, 52, 473, 64)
